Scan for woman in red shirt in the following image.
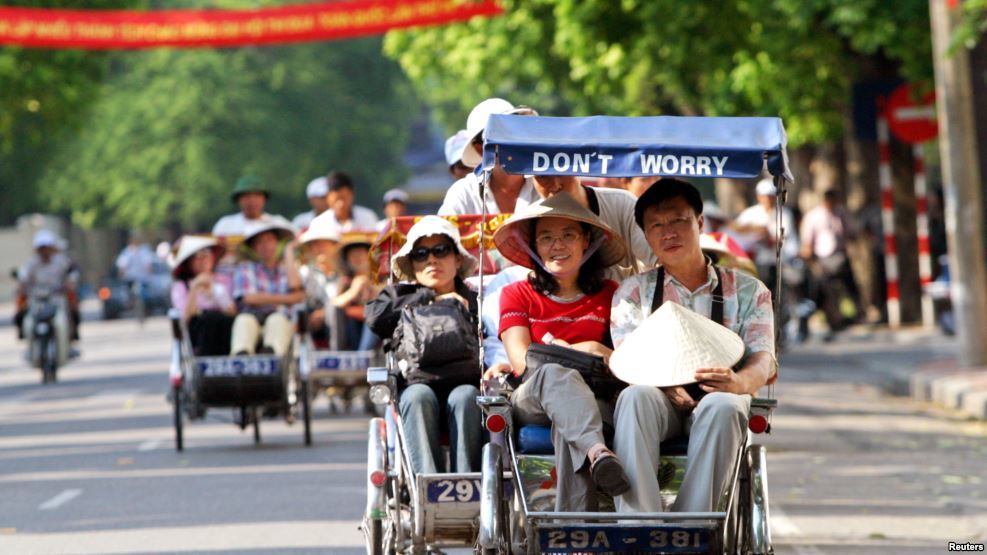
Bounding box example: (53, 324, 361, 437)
(488, 192, 629, 512)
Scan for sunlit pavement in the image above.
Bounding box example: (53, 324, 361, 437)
(1, 317, 985, 554)
(0, 316, 367, 554)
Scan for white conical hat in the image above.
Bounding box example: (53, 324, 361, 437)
(610, 301, 745, 387)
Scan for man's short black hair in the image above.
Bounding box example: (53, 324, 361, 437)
(327, 171, 354, 192)
(634, 177, 704, 229)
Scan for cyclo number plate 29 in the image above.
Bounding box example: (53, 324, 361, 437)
(425, 478, 482, 503)
(197, 356, 280, 378)
(538, 525, 710, 553)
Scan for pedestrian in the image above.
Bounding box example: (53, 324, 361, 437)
(733, 178, 798, 292)
(799, 188, 861, 337)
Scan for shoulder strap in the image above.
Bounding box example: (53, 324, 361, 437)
(711, 266, 724, 326)
(650, 267, 664, 314)
(650, 264, 725, 326)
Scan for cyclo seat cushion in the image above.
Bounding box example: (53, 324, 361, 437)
(517, 425, 690, 457)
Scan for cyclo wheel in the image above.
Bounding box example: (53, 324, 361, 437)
(727, 451, 750, 554)
(173, 383, 184, 452)
(301, 379, 313, 446)
(479, 443, 507, 554)
(252, 407, 261, 444)
(366, 518, 383, 555)
(747, 445, 772, 555)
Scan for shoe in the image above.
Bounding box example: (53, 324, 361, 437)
(257, 346, 275, 355)
(234, 350, 250, 356)
(590, 451, 631, 497)
(69, 347, 81, 359)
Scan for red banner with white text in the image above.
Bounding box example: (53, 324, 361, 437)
(0, 0, 501, 49)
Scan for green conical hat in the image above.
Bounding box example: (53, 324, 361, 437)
(230, 175, 270, 202)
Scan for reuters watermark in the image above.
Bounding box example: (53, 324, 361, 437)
(948, 542, 985, 552)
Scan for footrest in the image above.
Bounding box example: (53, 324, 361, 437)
(518, 425, 690, 457)
(537, 522, 717, 554)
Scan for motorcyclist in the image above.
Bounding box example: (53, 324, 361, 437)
(115, 234, 156, 310)
(15, 230, 81, 355)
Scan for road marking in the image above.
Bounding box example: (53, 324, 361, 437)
(137, 439, 161, 452)
(38, 489, 82, 511)
(772, 505, 826, 555)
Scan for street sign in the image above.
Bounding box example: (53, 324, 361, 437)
(885, 84, 938, 144)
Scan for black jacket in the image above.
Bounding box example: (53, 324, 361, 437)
(364, 279, 480, 389)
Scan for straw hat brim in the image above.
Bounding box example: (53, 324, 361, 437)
(491, 193, 627, 270)
(171, 236, 222, 278)
(610, 301, 745, 387)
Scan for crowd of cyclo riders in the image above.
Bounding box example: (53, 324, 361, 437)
(17, 97, 863, 514)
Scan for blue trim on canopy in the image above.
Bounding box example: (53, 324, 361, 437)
(480, 115, 793, 182)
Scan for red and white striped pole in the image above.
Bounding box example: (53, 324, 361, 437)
(913, 144, 935, 327)
(877, 114, 901, 328)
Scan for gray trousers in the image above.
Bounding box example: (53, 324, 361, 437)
(399, 383, 482, 475)
(512, 363, 613, 512)
(613, 386, 750, 513)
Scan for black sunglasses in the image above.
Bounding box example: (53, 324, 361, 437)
(409, 243, 455, 263)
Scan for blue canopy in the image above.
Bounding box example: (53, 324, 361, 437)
(480, 115, 793, 182)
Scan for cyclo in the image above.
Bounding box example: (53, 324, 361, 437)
(297, 231, 380, 427)
(467, 114, 790, 555)
(362, 214, 510, 554)
(168, 230, 313, 451)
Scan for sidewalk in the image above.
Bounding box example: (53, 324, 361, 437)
(782, 324, 987, 421)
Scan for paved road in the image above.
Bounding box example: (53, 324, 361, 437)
(1, 318, 985, 554)
(0, 317, 368, 554)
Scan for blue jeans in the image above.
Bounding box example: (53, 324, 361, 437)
(399, 383, 482, 475)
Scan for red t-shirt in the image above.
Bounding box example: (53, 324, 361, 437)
(499, 279, 618, 346)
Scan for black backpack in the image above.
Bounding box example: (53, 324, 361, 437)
(394, 297, 480, 385)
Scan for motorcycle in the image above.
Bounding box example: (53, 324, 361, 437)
(24, 291, 70, 384)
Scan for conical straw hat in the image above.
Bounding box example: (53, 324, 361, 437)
(609, 301, 745, 387)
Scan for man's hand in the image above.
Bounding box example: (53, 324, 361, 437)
(482, 362, 513, 382)
(661, 385, 697, 411)
(694, 367, 748, 395)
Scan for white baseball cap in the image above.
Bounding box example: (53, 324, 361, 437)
(461, 98, 537, 168)
(33, 229, 61, 249)
(306, 176, 329, 198)
(444, 130, 470, 167)
(755, 177, 777, 197)
(382, 188, 409, 205)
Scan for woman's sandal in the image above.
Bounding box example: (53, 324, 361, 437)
(590, 450, 631, 497)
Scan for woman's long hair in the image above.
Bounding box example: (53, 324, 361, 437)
(526, 220, 606, 297)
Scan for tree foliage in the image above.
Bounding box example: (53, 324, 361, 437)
(384, 0, 933, 146)
(0, 0, 140, 225)
(39, 37, 416, 231)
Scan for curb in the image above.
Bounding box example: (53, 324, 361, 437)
(909, 360, 987, 421)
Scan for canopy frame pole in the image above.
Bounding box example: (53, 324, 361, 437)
(770, 173, 786, 401)
(476, 160, 492, 374)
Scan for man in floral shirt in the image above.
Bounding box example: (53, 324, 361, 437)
(610, 178, 777, 514)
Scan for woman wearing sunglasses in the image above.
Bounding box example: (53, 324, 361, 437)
(487, 192, 630, 512)
(365, 216, 483, 475)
